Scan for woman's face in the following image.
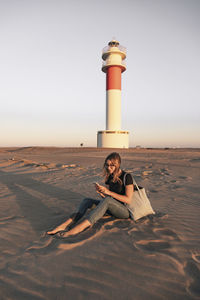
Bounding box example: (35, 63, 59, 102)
(105, 159, 116, 174)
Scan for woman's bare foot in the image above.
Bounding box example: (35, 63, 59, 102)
(58, 219, 91, 238)
(47, 218, 73, 235)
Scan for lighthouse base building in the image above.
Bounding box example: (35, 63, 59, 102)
(97, 40, 129, 148)
(97, 131, 129, 148)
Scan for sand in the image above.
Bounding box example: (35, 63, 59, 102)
(0, 147, 200, 300)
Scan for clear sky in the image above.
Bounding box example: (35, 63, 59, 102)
(1, 0, 200, 148)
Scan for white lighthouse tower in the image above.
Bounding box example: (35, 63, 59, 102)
(97, 40, 129, 148)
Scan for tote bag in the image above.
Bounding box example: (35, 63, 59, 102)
(124, 173, 155, 221)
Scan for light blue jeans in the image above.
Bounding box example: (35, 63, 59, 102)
(72, 197, 130, 225)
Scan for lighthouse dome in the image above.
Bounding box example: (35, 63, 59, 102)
(108, 40, 120, 47)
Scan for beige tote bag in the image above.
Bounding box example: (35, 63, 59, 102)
(124, 173, 155, 221)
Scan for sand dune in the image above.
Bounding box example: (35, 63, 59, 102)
(0, 147, 199, 299)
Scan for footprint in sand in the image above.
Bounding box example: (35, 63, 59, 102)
(153, 228, 180, 241)
(134, 239, 171, 252)
(134, 223, 180, 256)
(184, 258, 200, 297)
(134, 235, 183, 268)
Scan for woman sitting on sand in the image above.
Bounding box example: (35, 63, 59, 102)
(47, 152, 133, 237)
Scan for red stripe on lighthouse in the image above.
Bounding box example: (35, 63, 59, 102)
(106, 66, 121, 90)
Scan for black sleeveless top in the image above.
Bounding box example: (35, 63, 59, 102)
(105, 170, 133, 196)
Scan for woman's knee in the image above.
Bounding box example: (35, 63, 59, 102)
(99, 197, 114, 209)
(102, 196, 117, 206)
(104, 198, 129, 218)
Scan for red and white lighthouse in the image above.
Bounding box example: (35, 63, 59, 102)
(97, 40, 129, 148)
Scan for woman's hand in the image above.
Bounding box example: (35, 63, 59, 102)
(95, 183, 111, 196)
(94, 183, 105, 198)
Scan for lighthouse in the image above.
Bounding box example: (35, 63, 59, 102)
(97, 40, 129, 148)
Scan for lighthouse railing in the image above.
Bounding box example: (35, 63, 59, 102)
(102, 45, 127, 54)
(102, 60, 126, 68)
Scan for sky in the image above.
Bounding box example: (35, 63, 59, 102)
(1, 0, 200, 148)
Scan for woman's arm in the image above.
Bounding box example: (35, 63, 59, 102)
(96, 184, 133, 204)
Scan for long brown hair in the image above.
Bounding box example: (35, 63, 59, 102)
(103, 152, 122, 184)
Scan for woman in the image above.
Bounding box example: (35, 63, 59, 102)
(47, 152, 133, 237)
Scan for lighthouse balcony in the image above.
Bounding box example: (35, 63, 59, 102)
(102, 45, 126, 55)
